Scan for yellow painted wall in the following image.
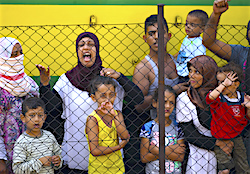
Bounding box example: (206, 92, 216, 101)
(0, 5, 249, 76)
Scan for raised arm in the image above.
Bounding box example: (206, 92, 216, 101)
(101, 68, 144, 106)
(203, 0, 232, 61)
(36, 65, 64, 144)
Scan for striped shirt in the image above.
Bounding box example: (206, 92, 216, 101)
(13, 130, 62, 174)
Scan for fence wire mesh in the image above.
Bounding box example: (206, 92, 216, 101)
(0, 22, 249, 174)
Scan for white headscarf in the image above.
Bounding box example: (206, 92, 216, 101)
(0, 37, 39, 97)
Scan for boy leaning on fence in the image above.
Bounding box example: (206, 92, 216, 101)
(12, 97, 62, 174)
(206, 62, 250, 174)
(175, 9, 208, 81)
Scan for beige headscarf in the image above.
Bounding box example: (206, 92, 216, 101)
(0, 37, 39, 97)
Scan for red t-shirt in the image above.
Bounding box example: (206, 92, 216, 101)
(206, 91, 249, 139)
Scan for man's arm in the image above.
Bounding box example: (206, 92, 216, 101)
(203, 0, 232, 61)
(132, 61, 153, 113)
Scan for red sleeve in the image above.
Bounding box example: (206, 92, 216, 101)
(205, 91, 220, 109)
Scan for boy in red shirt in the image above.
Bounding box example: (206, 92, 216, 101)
(206, 62, 250, 174)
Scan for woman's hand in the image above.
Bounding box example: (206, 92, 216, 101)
(36, 64, 51, 86)
(215, 139, 234, 155)
(100, 68, 121, 80)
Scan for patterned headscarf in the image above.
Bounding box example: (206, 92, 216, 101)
(65, 32, 103, 92)
(187, 55, 218, 110)
(0, 37, 39, 97)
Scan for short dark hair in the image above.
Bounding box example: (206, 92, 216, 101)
(144, 14, 168, 34)
(188, 10, 209, 26)
(218, 62, 243, 82)
(153, 85, 176, 102)
(22, 97, 46, 115)
(90, 76, 117, 95)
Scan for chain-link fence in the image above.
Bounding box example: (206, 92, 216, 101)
(0, 22, 249, 174)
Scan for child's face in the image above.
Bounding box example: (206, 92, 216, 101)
(21, 106, 46, 137)
(143, 23, 171, 53)
(185, 15, 204, 38)
(91, 84, 116, 107)
(217, 72, 239, 97)
(153, 90, 175, 118)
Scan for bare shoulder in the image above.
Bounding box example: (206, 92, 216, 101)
(134, 58, 152, 72)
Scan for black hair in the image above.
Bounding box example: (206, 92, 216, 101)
(22, 97, 46, 115)
(188, 10, 209, 26)
(144, 14, 168, 34)
(89, 75, 117, 95)
(153, 85, 177, 102)
(218, 62, 243, 83)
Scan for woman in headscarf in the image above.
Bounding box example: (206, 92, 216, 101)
(36, 32, 144, 173)
(0, 37, 39, 173)
(176, 55, 233, 174)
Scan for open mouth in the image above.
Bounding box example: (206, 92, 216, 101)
(83, 53, 91, 62)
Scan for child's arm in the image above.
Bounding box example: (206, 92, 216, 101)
(13, 142, 51, 174)
(86, 116, 127, 156)
(140, 137, 159, 163)
(209, 72, 237, 100)
(113, 111, 129, 140)
(140, 138, 186, 163)
(150, 139, 186, 162)
(51, 135, 62, 169)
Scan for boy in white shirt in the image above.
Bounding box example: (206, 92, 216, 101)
(175, 10, 208, 80)
(13, 97, 62, 174)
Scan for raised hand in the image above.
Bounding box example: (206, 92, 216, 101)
(100, 68, 121, 80)
(36, 64, 50, 86)
(213, 0, 231, 15)
(222, 72, 238, 87)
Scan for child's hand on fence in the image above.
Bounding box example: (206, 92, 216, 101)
(39, 156, 52, 166)
(36, 64, 50, 86)
(98, 101, 116, 118)
(222, 72, 238, 87)
(213, 0, 230, 14)
(51, 155, 61, 167)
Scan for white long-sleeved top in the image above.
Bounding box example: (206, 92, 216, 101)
(12, 130, 62, 174)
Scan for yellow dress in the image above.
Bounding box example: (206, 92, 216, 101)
(86, 110, 125, 174)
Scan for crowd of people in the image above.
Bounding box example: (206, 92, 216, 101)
(0, 0, 250, 173)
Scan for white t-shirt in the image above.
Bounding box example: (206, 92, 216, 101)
(176, 36, 206, 77)
(176, 91, 217, 174)
(53, 74, 124, 171)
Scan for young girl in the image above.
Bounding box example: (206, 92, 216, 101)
(140, 86, 186, 174)
(85, 76, 130, 174)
